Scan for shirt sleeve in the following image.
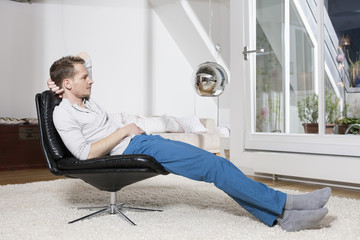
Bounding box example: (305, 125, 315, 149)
(53, 106, 91, 160)
(84, 57, 92, 79)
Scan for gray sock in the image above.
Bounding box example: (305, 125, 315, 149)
(277, 208, 328, 232)
(285, 187, 331, 210)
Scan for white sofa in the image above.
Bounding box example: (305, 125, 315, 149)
(158, 118, 221, 153)
(109, 113, 222, 154)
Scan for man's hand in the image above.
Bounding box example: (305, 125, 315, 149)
(77, 52, 90, 61)
(124, 123, 145, 136)
(87, 123, 145, 159)
(47, 78, 64, 98)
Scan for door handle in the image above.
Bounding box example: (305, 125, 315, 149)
(243, 46, 264, 60)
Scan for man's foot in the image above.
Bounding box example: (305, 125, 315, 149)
(284, 187, 331, 210)
(277, 208, 328, 232)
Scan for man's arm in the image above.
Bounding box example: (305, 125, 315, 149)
(54, 105, 145, 160)
(88, 123, 144, 159)
(86, 101, 144, 159)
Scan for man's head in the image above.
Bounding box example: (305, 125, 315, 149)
(50, 56, 93, 101)
(50, 56, 85, 87)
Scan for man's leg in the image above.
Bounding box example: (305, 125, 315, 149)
(124, 135, 286, 226)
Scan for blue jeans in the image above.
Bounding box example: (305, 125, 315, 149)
(124, 134, 286, 226)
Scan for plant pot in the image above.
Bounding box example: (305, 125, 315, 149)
(302, 123, 318, 133)
(302, 123, 335, 134)
(337, 124, 348, 134)
(325, 124, 335, 134)
(337, 124, 360, 134)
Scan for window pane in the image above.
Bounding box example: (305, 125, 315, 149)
(289, 0, 317, 134)
(326, 0, 360, 135)
(255, 0, 285, 133)
(255, 0, 317, 134)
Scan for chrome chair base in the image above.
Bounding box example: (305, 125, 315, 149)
(68, 192, 162, 225)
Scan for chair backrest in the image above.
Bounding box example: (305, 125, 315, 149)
(35, 90, 72, 175)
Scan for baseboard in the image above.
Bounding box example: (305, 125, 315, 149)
(251, 172, 360, 191)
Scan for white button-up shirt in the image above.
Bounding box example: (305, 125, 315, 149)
(53, 98, 132, 160)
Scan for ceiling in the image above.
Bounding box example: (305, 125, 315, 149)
(328, 0, 360, 31)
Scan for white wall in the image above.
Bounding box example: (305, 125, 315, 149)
(188, 0, 231, 126)
(0, 0, 222, 121)
(0, 1, 45, 118)
(149, 0, 230, 126)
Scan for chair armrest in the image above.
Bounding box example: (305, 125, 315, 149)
(56, 154, 169, 174)
(200, 118, 215, 133)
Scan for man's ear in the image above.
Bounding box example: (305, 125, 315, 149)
(63, 79, 72, 90)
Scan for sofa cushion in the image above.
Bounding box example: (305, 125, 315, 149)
(158, 132, 220, 153)
(176, 116, 208, 133)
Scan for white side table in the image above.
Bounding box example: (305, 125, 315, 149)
(220, 137, 230, 160)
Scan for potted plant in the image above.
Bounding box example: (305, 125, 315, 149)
(325, 90, 340, 133)
(297, 90, 341, 134)
(297, 93, 319, 133)
(337, 117, 360, 134)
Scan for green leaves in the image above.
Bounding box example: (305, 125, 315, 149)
(297, 94, 318, 123)
(325, 90, 341, 124)
(338, 117, 360, 134)
(297, 90, 340, 124)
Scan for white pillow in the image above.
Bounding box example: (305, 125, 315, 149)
(136, 116, 167, 134)
(176, 116, 208, 133)
(121, 112, 139, 125)
(121, 113, 169, 134)
(163, 116, 184, 133)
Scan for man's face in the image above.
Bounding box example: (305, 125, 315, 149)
(69, 63, 93, 99)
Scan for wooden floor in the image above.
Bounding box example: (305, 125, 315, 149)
(0, 168, 359, 200)
(0, 168, 65, 185)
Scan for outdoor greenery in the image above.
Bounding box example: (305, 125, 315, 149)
(297, 94, 318, 123)
(297, 90, 341, 124)
(348, 60, 360, 87)
(338, 117, 360, 134)
(325, 90, 341, 124)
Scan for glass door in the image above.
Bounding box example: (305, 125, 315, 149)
(254, 0, 317, 134)
(326, 0, 360, 135)
(243, 0, 360, 156)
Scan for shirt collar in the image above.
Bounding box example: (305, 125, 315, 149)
(62, 98, 94, 113)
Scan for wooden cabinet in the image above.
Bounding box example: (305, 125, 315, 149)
(0, 124, 46, 170)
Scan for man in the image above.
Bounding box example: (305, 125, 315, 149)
(48, 53, 331, 232)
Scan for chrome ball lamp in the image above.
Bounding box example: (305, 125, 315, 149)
(193, 62, 228, 97)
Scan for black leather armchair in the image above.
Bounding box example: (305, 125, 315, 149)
(35, 90, 169, 225)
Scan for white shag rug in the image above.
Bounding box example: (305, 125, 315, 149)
(0, 174, 359, 240)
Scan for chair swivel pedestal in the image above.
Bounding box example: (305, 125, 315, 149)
(69, 191, 163, 225)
